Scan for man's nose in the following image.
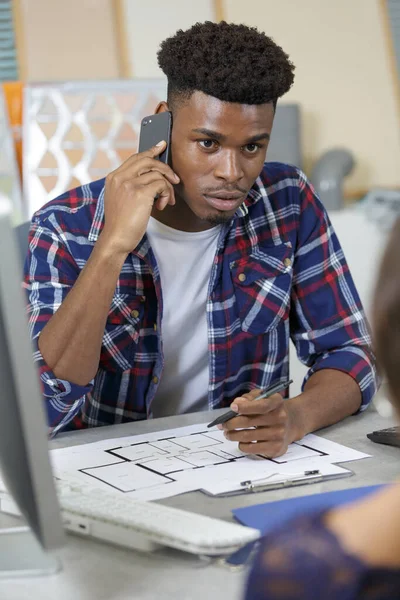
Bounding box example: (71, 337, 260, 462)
(213, 150, 244, 183)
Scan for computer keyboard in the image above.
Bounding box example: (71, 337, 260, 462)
(367, 426, 400, 448)
(57, 482, 260, 555)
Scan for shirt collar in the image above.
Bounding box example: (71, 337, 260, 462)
(236, 177, 263, 218)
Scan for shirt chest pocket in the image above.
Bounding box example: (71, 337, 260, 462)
(231, 245, 293, 335)
(100, 294, 144, 371)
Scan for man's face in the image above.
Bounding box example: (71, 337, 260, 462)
(163, 91, 275, 228)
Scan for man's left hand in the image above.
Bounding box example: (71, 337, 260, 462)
(220, 389, 295, 458)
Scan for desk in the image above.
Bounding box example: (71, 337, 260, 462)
(0, 406, 398, 600)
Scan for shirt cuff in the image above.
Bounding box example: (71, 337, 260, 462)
(39, 366, 92, 401)
(32, 339, 93, 432)
(302, 347, 379, 412)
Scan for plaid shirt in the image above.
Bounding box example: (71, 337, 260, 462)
(24, 162, 377, 436)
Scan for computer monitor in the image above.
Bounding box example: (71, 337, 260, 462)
(0, 193, 65, 577)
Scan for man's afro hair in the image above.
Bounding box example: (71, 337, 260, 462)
(157, 21, 295, 106)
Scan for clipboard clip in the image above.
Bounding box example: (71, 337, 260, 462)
(240, 470, 322, 492)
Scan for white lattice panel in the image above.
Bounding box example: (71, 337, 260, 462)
(23, 79, 168, 217)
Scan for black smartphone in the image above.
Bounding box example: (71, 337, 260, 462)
(138, 111, 172, 165)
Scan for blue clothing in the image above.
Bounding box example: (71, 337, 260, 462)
(245, 510, 400, 600)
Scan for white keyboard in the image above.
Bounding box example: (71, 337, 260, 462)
(57, 483, 260, 555)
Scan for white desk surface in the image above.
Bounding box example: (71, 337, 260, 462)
(0, 406, 398, 600)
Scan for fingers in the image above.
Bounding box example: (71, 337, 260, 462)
(238, 440, 287, 457)
(221, 390, 289, 457)
(107, 169, 175, 209)
(232, 392, 284, 416)
(134, 170, 172, 190)
(112, 143, 179, 185)
(150, 140, 168, 157)
(224, 425, 286, 444)
(112, 158, 179, 186)
(222, 408, 286, 431)
(138, 158, 179, 185)
(141, 175, 176, 209)
(121, 140, 167, 165)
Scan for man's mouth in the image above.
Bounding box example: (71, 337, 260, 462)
(203, 192, 245, 211)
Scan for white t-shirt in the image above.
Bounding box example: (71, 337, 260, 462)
(146, 217, 221, 417)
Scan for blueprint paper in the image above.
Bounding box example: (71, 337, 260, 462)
(48, 423, 371, 500)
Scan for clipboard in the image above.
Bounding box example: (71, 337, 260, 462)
(202, 467, 354, 498)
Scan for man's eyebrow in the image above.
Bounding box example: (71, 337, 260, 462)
(245, 132, 270, 143)
(191, 128, 270, 142)
(192, 128, 225, 140)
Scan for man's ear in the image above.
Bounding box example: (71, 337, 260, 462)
(155, 101, 169, 114)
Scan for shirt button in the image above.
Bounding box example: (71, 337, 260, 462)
(284, 258, 292, 268)
(140, 296, 146, 303)
(130, 309, 139, 319)
(153, 376, 159, 384)
(238, 273, 246, 282)
(153, 323, 157, 331)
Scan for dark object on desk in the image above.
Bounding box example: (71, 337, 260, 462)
(367, 426, 400, 448)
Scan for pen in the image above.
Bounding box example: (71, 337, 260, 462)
(240, 469, 321, 490)
(207, 379, 293, 428)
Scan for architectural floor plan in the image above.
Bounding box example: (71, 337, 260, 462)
(77, 429, 326, 493)
(48, 423, 369, 500)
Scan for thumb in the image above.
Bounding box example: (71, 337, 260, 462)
(152, 140, 167, 157)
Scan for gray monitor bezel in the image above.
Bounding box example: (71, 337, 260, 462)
(0, 194, 64, 551)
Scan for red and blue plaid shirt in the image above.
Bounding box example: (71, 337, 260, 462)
(24, 162, 377, 436)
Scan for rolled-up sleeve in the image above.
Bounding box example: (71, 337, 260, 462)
(24, 214, 93, 435)
(290, 170, 378, 410)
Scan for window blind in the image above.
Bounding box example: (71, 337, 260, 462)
(387, 0, 400, 79)
(0, 0, 18, 81)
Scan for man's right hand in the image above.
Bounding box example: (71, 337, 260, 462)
(99, 141, 180, 257)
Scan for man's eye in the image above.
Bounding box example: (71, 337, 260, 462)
(198, 140, 217, 149)
(244, 143, 261, 154)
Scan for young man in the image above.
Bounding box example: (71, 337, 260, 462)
(25, 21, 377, 453)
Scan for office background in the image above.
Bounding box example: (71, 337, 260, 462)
(6, 0, 400, 199)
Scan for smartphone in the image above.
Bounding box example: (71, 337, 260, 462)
(138, 111, 172, 165)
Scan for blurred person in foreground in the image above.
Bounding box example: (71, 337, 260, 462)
(244, 218, 400, 600)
